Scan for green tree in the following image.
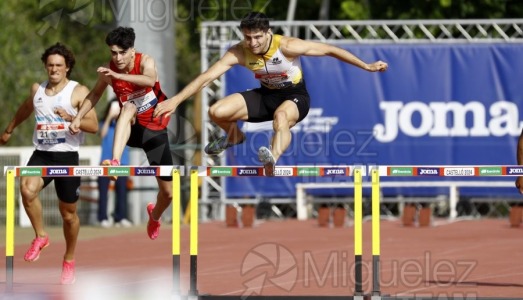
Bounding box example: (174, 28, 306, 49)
(0, 0, 114, 146)
(2, 0, 520, 147)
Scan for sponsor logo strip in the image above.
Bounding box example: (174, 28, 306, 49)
(507, 166, 523, 175)
(108, 167, 131, 176)
(209, 167, 233, 176)
(322, 167, 348, 176)
(133, 167, 159, 176)
(443, 167, 475, 176)
(478, 166, 502, 176)
(236, 167, 263, 176)
(274, 167, 294, 177)
(73, 167, 104, 176)
(389, 167, 414, 176)
(297, 167, 320, 176)
(19, 167, 43, 176)
(415, 167, 441, 176)
(46, 167, 71, 176)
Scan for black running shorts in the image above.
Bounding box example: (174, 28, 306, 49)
(27, 150, 80, 203)
(127, 122, 173, 182)
(240, 81, 310, 123)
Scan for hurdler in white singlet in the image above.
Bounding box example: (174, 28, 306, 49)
(242, 34, 303, 89)
(32, 80, 83, 152)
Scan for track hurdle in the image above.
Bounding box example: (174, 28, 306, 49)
(353, 169, 363, 297)
(172, 168, 181, 296)
(3, 165, 181, 294)
(5, 169, 15, 292)
(353, 168, 382, 299)
(196, 165, 378, 298)
(371, 168, 381, 299)
(189, 168, 199, 296)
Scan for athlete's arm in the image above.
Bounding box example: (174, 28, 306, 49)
(153, 44, 242, 118)
(280, 36, 388, 72)
(100, 101, 120, 138)
(69, 73, 108, 134)
(73, 84, 99, 134)
(1, 83, 38, 145)
(97, 54, 157, 88)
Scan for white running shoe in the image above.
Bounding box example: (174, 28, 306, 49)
(258, 146, 276, 177)
(115, 218, 133, 228)
(99, 219, 112, 228)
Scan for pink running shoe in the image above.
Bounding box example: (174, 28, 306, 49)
(24, 235, 50, 262)
(101, 158, 120, 180)
(147, 203, 161, 240)
(60, 260, 75, 285)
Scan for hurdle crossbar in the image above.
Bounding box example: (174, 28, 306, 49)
(373, 165, 523, 177)
(195, 165, 367, 177)
(5, 165, 522, 178)
(6, 165, 178, 177)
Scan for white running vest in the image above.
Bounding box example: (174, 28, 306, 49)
(32, 80, 83, 151)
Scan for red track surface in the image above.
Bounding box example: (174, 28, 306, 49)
(1, 218, 523, 299)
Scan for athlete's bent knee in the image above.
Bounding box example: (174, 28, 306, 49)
(121, 102, 137, 116)
(273, 111, 290, 131)
(59, 203, 78, 223)
(20, 182, 41, 201)
(209, 103, 230, 121)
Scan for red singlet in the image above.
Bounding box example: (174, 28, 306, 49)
(110, 53, 170, 130)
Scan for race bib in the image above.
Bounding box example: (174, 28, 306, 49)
(36, 123, 66, 145)
(255, 72, 293, 89)
(122, 89, 158, 114)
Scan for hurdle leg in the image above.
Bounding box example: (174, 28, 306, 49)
(189, 169, 199, 296)
(371, 169, 381, 299)
(172, 169, 181, 296)
(5, 170, 15, 292)
(353, 169, 364, 299)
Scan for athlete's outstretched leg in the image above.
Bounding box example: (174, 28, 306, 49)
(271, 101, 299, 161)
(20, 177, 47, 243)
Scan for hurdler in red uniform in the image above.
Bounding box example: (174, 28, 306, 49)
(70, 27, 173, 241)
(110, 52, 169, 130)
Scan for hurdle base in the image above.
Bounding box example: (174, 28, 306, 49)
(189, 290, 199, 298)
(370, 296, 382, 300)
(353, 295, 365, 300)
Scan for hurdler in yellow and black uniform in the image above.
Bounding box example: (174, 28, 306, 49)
(240, 34, 310, 122)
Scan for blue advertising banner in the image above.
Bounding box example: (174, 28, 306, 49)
(223, 44, 523, 197)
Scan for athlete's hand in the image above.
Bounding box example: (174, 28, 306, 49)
(0, 131, 11, 145)
(516, 177, 523, 194)
(99, 125, 108, 139)
(97, 67, 120, 79)
(368, 60, 388, 72)
(54, 107, 73, 122)
(69, 118, 81, 135)
(153, 97, 179, 118)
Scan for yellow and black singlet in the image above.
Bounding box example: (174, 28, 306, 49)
(243, 34, 303, 89)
